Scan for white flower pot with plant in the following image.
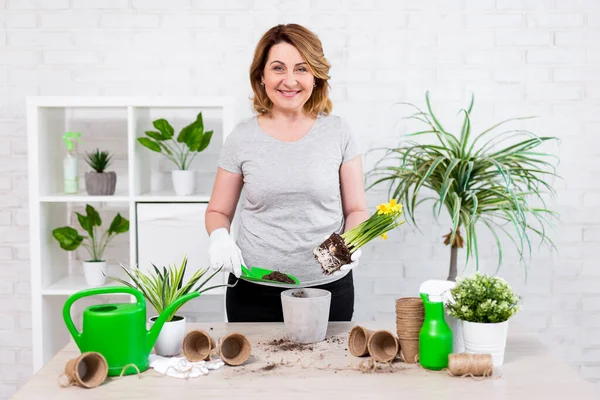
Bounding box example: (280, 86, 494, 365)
(445, 272, 521, 367)
(106, 256, 230, 357)
(84, 148, 116, 196)
(366, 91, 559, 281)
(52, 204, 130, 287)
(171, 170, 195, 196)
(82, 260, 108, 287)
(137, 112, 214, 196)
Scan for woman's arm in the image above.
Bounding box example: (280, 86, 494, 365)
(340, 155, 369, 232)
(205, 167, 244, 235)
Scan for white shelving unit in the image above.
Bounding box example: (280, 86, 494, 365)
(27, 97, 236, 373)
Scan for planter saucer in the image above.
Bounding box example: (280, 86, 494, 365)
(240, 265, 300, 286)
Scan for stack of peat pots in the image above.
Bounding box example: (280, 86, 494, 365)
(395, 297, 425, 363)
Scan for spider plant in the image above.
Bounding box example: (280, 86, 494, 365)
(105, 256, 231, 322)
(366, 91, 559, 281)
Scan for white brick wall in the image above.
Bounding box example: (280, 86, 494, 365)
(0, 0, 599, 397)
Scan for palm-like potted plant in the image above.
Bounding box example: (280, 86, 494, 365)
(84, 149, 116, 196)
(52, 204, 129, 287)
(105, 257, 229, 357)
(366, 91, 559, 280)
(137, 111, 213, 196)
(445, 272, 521, 367)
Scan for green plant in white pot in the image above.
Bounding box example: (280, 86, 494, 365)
(106, 256, 230, 357)
(445, 272, 520, 367)
(52, 204, 129, 287)
(366, 91, 559, 281)
(137, 112, 213, 196)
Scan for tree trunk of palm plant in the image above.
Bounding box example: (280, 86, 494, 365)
(448, 245, 458, 281)
(443, 228, 464, 281)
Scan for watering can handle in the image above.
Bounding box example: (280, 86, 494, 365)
(62, 286, 145, 348)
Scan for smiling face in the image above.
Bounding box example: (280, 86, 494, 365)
(261, 42, 316, 116)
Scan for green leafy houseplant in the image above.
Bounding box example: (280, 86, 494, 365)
(137, 111, 213, 170)
(52, 204, 129, 261)
(105, 257, 230, 322)
(84, 148, 117, 196)
(366, 91, 559, 280)
(445, 272, 520, 323)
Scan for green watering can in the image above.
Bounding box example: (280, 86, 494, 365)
(63, 286, 199, 376)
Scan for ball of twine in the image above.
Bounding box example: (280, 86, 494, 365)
(446, 353, 494, 380)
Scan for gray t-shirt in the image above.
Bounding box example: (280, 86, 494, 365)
(218, 113, 360, 287)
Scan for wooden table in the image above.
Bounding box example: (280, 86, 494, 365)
(12, 322, 599, 399)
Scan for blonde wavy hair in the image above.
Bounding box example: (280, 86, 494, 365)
(249, 24, 332, 118)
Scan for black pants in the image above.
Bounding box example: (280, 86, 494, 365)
(226, 271, 355, 322)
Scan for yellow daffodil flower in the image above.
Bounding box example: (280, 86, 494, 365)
(377, 199, 403, 216)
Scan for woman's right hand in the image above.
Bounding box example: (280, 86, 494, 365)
(208, 228, 244, 278)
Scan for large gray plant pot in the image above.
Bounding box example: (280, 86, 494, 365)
(85, 171, 116, 195)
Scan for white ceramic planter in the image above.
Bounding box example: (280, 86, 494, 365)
(445, 314, 465, 354)
(149, 315, 186, 357)
(462, 320, 509, 367)
(171, 170, 195, 196)
(281, 288, 331, 344)
(82, 261, 107, 287)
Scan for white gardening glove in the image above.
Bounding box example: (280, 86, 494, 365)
(208, 228, 244, 278)
(333, 248, 362, 277)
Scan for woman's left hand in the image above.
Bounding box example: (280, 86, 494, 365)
(333, 248, 362, 277)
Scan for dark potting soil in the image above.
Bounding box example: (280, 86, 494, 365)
(262, 271, 295, 284)
(314, 232, 352, 275)
(325, 335, 345, 345)
(260, 363, 278, 371)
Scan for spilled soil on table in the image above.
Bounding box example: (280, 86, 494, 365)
(263, 338, 315, 352)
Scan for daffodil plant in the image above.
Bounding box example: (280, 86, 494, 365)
(314, 199, 405, 275)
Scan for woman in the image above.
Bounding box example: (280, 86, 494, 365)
(205, 24, 369, 322)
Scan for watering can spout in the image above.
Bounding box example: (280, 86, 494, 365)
(147, 291, 200, 353)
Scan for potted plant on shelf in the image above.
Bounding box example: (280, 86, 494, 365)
(52, 204, 129, 287)
(445, 272, 521, 367)
(84, 148, 116, 196)
(105, 256, 229, 357)
(366, 91, 559, 280)
(137, 111, 213, 196)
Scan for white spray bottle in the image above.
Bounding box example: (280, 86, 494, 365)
(63, 132, 82, 194)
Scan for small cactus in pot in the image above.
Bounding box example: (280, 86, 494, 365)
(84, 149, 116, 196)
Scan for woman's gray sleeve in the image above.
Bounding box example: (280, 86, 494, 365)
(218, 130, 242, 174)
(341, 118, 360, 164)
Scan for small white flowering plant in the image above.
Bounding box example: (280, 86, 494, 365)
(445, 272, 521, 323)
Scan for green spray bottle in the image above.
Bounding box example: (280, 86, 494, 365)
(418, 280, 454, 370)
(63, 132, 82, 194)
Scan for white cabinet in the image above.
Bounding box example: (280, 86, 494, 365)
(27, 97, 236, 373)
(136, 202, 226, 295)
